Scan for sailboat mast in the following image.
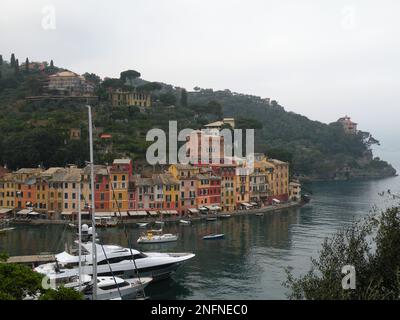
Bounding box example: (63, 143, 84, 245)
(88, 105, 97, 300)
(78, 182, 82, 291)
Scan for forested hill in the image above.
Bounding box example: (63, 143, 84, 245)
(189, 89, 397, 180)
(0, 55, 396, 181)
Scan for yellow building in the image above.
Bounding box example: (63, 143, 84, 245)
(235, 167, 250, 206)
(159, 173, 180, 211)
(1, 173, 16, 209)
(109, 159, 131, 211)
(109, 88, 151, 108)
(268, 159, 289, 199)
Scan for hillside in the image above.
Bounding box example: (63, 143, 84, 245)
(0, 54, 396, 180)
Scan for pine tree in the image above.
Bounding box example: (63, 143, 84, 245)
(180, 88, 188, 107)
(25, 57, 29, 71)
(0, 54, 3, 65)
(10, 53, 16, 67)
(50, 60, 54, 68)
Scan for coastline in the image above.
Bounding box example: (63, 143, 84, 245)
(13, 202, 302, 226)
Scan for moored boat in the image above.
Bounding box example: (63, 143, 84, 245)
(203, 234, 225, 240)
(179, 220, 191, 225)
(137, 230, 178, 244)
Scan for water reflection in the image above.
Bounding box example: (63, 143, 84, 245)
(1, 176, 399, 299)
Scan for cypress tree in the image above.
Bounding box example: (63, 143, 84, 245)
(180, 88, 188, 107)
(15, 58, 19, 74)
(25, 57, 29, 71)
(50, 60, 54, 68)
(0, 54, 3, 65)
(10, 53, 16, 67)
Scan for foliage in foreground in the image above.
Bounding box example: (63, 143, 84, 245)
(284, 205, 400, 299)
(39, 286, 84, 300)
(0, 261, 83, 300)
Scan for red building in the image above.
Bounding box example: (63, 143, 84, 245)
(94, 166, 110, 211)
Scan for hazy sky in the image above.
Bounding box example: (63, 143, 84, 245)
(1, 0, 399, 158)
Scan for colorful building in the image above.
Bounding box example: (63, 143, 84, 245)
(109, 88, 151, 108)
(109, 159, 132, 211)
(169, 164, 199, 215)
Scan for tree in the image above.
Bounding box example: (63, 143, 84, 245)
(25, 57, 29, 71)
(0, 263, 43, 300)
(137, 82, 162, 92)
(50, 60, 54, 68)
(39, 286, 84, 300)
(180, 88, 188, 107)
(159, 92, 176, 106)
(83, 72, 101, 85)
(0, 54, 3, 65)
(10, 53, 16, 67)
(120, 70, 141, 83)
(284, 205, 400, 300)
(14, 59, 19, 74)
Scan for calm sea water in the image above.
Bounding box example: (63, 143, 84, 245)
(1, 176, 399, 300)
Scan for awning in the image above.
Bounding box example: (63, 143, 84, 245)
(17, 209, 31, 215)
(161, 210, 178, 215)
(188, 208, 199, 214)
(240, 202, 253, 207)
(148, 211, 159, 216)
(95, 212, 114, 217)
(28, 211, 40, 216)
(61, 212, 72, 215)
(0, 208, 12, 215)
(130, 211, 148, 216)
(207, 205, 221, 211)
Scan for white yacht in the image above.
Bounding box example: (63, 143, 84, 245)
(65, 275, 152, 300)
(34, 241, 195, 282)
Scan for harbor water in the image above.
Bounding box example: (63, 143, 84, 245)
(1, 176, 399, 299)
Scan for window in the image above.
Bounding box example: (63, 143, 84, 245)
(64, 193, 68, 199)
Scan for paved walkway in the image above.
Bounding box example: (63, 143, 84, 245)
(13, 202, 301, 226)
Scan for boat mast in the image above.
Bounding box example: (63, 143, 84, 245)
(78, 182, 82, 291)
(88, 105, 97, 300)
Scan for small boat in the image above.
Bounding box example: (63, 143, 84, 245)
(155, 221, 165, 226)
(219, 214, 231, 219)
(0, 227, 15, 233)
(256, 213, 263, 216)
(180, 220, 191, 225)
(206, 217, 217, 222)
(137, 223, 149, 228)
(95, 216, 118, 228)
(137, 230, 178, 244)
(68, 223, 77, 228)
(203, 234, 225, 240)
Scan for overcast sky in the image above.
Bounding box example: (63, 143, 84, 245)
(1, 0, 399, 161)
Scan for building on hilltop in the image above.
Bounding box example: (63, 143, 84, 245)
(47, 71, 95, 96)
(337, 116, 358, 134)
(108, 88, 152, 108)
(204, 118, 235, 130)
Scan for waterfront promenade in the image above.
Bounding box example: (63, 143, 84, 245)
(14, 202, 301, 226)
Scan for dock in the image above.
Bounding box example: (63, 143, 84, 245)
(6, 254, 56, 266)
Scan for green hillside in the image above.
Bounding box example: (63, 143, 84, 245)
(0, 54, 396, 180)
